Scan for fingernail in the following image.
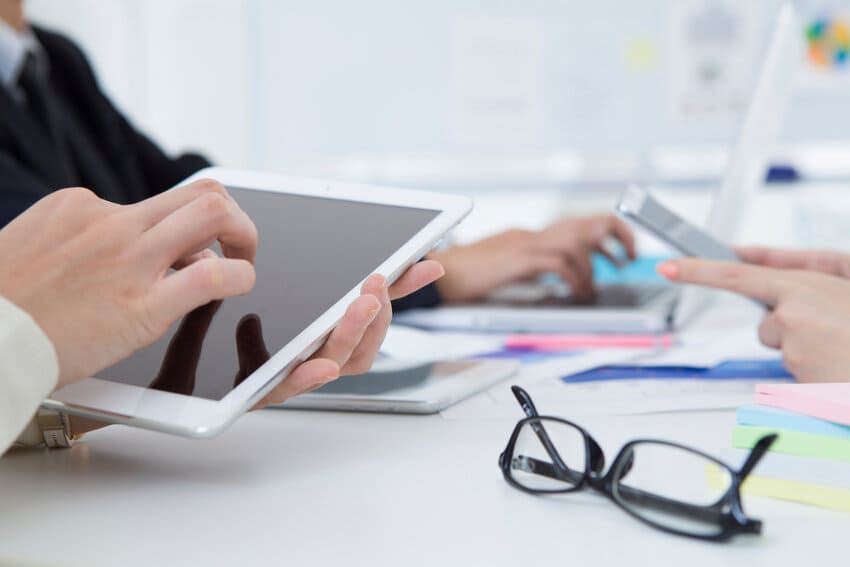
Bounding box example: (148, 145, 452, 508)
(367, 299, 382, 319)
(657, 261, 679, 279)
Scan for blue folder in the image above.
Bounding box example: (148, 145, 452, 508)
(563, 358, 794, 384)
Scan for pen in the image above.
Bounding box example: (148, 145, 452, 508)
(505, 333, 674, 351)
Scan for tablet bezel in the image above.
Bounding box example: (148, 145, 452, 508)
(43, 167, 473, 437)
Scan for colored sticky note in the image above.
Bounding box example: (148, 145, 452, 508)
(740, 476, 850, 513)
(737, 405, 850, 440)
(755, 383, 850, 426)
(732, 425, 850, 463)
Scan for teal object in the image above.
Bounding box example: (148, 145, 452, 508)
(537, 253, 671, 286)
(592, 253, 669, 285)
(737, 404, 850, 440)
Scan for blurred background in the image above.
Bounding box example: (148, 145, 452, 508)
(25, 0, 850, 247)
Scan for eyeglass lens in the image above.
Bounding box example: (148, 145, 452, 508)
(509, 418, 587, 491)
(609, 442, 734, 537)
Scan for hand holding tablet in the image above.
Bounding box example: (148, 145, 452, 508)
(0, 179, 258, 388)
(41, 168, 471, 437)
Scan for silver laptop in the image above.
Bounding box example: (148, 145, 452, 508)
(395, 3, 799, 333)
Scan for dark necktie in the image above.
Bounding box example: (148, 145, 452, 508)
(17, 51, 79, 186)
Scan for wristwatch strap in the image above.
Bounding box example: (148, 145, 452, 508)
(36, 409, 74, 448)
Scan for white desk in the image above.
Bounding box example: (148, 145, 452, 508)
(2, 183, 850, 566)
(1, 400, 847, 566)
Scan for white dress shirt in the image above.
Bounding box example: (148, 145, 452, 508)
(0, 296, 58, 454)
(0, 18, 42, 100)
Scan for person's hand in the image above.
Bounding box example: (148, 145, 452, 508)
(658, 257, 850, 382)
(253, 261, 444, 406)
(735, 245, 850, 279)
(0, 179, 258, 388)
(430, 214, 635, 303)
(68, 261, 444, 434)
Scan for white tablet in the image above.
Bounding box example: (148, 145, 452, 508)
(42, 167, 472, 438)
(280, 358, 519, 414)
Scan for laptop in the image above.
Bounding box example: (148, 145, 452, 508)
(395, 3, 799, 334)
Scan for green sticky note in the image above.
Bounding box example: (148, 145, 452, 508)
(732, 425, 850, 463)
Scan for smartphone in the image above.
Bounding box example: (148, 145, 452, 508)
(616, 184, 739, 261)
(616, 184, 768, 309)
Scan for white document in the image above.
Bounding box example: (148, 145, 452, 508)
(380, 324, 504, 362)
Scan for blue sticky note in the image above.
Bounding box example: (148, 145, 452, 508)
(737, 405, 850, 440)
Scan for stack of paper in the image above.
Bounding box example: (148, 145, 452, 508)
(729, 384, 850, 512)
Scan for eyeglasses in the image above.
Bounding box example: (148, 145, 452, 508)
(498, 386, 777, 542)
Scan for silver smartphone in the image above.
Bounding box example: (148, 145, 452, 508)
(616, 184, 767, 309)
(616, 184, 739, 261)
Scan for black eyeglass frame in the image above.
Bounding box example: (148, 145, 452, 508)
(498, 386, 777, 542)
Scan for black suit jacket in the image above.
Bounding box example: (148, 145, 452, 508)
(0, 26, 210, 227)
(0, 26, 440, 310)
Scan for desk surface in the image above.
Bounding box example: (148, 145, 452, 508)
(3, 185, 850, 566)
(1, 393, 848, 566)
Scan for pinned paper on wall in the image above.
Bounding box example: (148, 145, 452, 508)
(667, 0, 762, 126)
(450, 17, 544, 147)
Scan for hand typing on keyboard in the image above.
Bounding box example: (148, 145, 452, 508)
(430, 214, 637, 304)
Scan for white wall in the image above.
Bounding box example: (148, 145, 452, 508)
(25, 0, 850, 186)
(27, 0, 253, 168)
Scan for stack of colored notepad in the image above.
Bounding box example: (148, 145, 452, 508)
(728, 383, 850, 512)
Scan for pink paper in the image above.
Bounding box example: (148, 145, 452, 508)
(755, 383, 850, 426)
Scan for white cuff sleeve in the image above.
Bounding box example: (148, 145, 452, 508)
(0, 296, 59, 454)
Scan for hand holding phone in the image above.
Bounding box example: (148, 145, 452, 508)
(616, 184, 767, 308)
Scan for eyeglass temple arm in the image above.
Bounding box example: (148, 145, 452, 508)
(513, 455, 725, 524)
(512, 454, 585, 485)
(510, 386, 572, 474)
(511, 385, 541, 418)
(738, 434, 778, 479)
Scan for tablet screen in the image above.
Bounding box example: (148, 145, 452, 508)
(96, 187, 439, 400)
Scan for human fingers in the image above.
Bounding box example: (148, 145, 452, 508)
(594, 243, 623, 268)
(254, 358, 340, 408)
(563, 249, 595, 299)
(734, 246, 816, 270)
(129, 178, 234, 228)
(657, 257, 785, 305)
(341, 275, 393, 375)
(387, 260, 445, 300)
(142, 191, 258, 268)
(148, 257, 256, 327)
(757, 313, 783, 349)
(529, 253, 587, 302)
(172, 248, 218, 270)
(598, 215, 637, 260)
(310, 293, 382, 367)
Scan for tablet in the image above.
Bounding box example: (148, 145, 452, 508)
(42, 167, 473, 437)
(281, 358, 519, 414)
